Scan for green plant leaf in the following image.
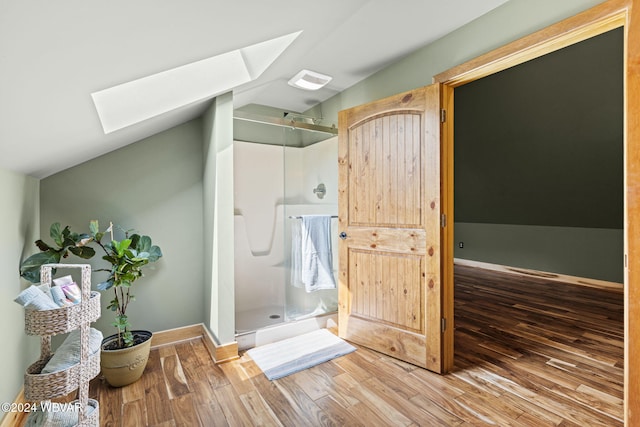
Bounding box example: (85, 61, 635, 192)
(34, 239, 52, 252)
(61, 234, 78, 250)
(113, 239, 132, 256)
(20, 251, 62, 283)
(147, 245, 162, 262)
(137, 235, 151, 252)
(123, 332, 134, 347)
(50, 223, 63, 246)
(129, 234, 141, 249)
(114, 314, 129, 327)
(60, 226, 72, 243)
(68, 245, 96, 259)
(89, 220, 99, 236)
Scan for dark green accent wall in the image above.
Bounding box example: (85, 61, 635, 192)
(454, 28, 623, 229)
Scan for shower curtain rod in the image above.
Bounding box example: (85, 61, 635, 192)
(288, 215, 338, 219)
(233, 111, 338, 135)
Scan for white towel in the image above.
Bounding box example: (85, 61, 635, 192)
(41, 328, 103, 373)
(291, 215, 336, 292)
(14, 285, 59, 311)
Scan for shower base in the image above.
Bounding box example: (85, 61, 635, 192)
(235, 305, 285, 335)
(235, 311, 337, 350)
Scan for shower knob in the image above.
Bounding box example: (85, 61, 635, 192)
(339, 232, 347, 240)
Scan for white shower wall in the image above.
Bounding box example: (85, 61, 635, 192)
(284, 137, 339, 205)
(234, 136, 338, 333)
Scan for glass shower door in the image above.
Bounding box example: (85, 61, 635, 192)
(233, 109, 338, 337)
(283, 127, 339, 321)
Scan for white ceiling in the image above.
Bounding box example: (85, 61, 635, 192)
(0, 0, 508, 178)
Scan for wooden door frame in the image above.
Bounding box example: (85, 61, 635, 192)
(433, 0, 638, 423)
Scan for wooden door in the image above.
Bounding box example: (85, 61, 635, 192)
(337, 84, 452, 373)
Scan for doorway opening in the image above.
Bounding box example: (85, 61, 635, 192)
(453, 28, 623, 284)
(451, 27, 624, 425)
(433, 1, 634, 422)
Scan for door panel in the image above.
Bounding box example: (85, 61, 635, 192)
(348, 113, 423, 227)
(350, 250, 423, 332)
(338, 84, 449, 372)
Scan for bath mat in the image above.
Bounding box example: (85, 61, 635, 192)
(247, 328, 356, 380)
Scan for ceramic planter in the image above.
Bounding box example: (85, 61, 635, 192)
(100, 330, 152, 387)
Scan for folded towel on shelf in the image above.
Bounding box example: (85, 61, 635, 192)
(49, 285, 72, 307)
(291, 215, 336, 292)
(41, 328, 103, 374)
(14, 285, 59, 311)
(52, 275, 74, 287)
(51, 275, 80, 306)
(24, 405, 81, 427)
(61, 283, 81, 304)
(37, 284, 54, 301)
(24, 401, 96, 427)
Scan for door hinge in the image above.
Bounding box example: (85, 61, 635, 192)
(441, 318, 447, 333)
(440, 109, 446, 123)
(441, 213, 446, 228)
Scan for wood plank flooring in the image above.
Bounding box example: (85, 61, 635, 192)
(28, 265, 624, 426)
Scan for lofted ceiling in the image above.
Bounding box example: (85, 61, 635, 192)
(0, 0, 508, 178)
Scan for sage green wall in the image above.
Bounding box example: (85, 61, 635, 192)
(0, 167, 40, 412)
(203, 92, 236, 345)
(39, 120, 205, 337)
(453, 28, 622, 283)
(306, 0, 618, 281)
(456, 223, 623, 282)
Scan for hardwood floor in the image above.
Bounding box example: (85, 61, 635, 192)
(452, 265, 623, 426)
(30, 265, 623, 426)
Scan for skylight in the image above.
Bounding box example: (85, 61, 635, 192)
(91, 31, 302, 134)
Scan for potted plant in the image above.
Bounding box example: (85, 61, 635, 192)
(20, 220, 163, 387)
(88, 220, 162, 387)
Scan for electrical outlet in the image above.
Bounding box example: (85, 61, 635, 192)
(458, 242, 464, 249)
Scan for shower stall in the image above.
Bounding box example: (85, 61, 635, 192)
(233, 109, 339, 346)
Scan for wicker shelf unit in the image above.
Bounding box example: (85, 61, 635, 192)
(23, 264, 101, 426)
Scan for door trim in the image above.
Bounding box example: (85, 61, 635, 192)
(433, 0, 637, 423)
(433, 0, 628, 87)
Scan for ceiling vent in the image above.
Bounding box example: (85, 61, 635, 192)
(288, 69, 332, 91)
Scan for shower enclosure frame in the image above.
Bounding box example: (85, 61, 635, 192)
(233, 110, 339, 340)
(233, 110, 339, 136)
